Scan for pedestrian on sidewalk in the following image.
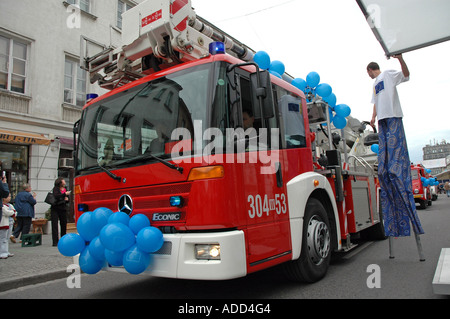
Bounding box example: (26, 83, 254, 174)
(1, 194, 16, 259)
(444, 182, 450, 197)
(0, 172, 9, 225)
(12, 183, 37, 241)
(51, 178, 70, 246)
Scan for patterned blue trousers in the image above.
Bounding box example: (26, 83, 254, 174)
(378, 118, 424, 237)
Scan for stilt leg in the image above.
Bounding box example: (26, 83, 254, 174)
(389, 237, 395, 259)
(414, 232, 425, 262)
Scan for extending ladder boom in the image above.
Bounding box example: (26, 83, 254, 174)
(82, 0, 254, 90)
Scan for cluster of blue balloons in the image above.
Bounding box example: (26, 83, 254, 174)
(421, 176, 439, 187)
(253, 51, 285, 79)
(293, 71, 351, 129)
(58, 207, 164, 275)
(253, 51, 352, 130)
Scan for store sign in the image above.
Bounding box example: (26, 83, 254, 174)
(0, 129, 51, 145)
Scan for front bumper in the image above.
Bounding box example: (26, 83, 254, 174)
(105, 230, 247, 280)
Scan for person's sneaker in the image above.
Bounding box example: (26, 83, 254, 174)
(10, 235, 16, 243)
(8, 253, 14, 257)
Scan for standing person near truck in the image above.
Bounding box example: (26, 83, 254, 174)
(444, 182, 450, 197)
(12, 183, 37, 241)
(367, 54, 424, 237)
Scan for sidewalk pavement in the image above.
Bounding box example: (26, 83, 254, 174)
(0, 234, 74, 292)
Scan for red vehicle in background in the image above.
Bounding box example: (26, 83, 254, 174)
(411, 164, 432, 209)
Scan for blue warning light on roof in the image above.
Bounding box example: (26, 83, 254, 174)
(209, 41, 225, 55)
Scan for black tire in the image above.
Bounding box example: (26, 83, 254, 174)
(419, 199, 426, 209)
(283, 198, 332, 283)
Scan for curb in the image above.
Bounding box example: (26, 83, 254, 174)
(0, 269, 68, 293)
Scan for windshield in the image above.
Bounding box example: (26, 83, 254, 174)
(76, 63, 227, 172)
(410, 169, 419, 180)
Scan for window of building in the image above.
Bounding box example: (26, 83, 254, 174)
(64, 57, 87, 107)
(66, 0, 91, 13)
(0, 35, 28, 94)
(117, 0, 133, 29)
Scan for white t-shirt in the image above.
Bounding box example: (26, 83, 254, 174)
(371, 70, 409, 120)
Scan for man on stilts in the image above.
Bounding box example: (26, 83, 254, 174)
(367, 54, 425, 261)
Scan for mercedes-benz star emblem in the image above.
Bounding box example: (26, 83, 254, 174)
(118, 194, 133, 215)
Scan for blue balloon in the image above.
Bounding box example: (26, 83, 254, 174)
(79, 247, 104, 275)
(420, 177, 426, 182)
(371, 144, 379, 154)
(269, 60, 285, 76)
(291, 78, 307, 91)
(123, 244, 152, 275)
(108, 211, 130, 226)
(333, 115, 347, 129)
(335, 104, 351, 118)
(91, 207, 113, 235)
(323, 92, 337, 107)
(306, 71, 320, 88)
(316, 83, 332, 98)
(269, 70, 282, 78)
(58, 233, 86, 257)
(100, 223, 136, 252)
(77, 211, 98, 242)
(105, 249, 124, 266)
(136, 227, 164, 253)
(88, 236, 105, 261)
(253, 51, 271, 70)
(129, 214, 151, 235)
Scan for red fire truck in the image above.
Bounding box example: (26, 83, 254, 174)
(73, 0, 384, 282)
(410, 164, 432, 209)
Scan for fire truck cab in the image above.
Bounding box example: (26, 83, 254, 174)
(73, 0, 385, 283)
(411, 164, 432, 209)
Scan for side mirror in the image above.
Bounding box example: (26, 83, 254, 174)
(250, 70, 274, 119)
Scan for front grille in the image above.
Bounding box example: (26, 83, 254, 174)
(152, 241, 172, 255)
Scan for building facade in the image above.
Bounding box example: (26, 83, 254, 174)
(423, 140, 450, 161)
(0, 0, 142, 219)
(422, 140, 450, 177)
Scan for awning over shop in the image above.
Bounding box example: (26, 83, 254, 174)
(0, 129, 52, 146)
(435, 170, 450, 181)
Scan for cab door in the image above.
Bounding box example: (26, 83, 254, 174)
(230, 69, 291, 271)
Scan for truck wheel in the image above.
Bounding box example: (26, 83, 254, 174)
(284, 198, 331, 283)
(419, 199, 426, 209)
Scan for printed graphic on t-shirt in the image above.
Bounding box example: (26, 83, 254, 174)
(288, 103, 300, 112)
(375, 81, 385, 95)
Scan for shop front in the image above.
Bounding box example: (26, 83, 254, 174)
(0, 129, 51, 202)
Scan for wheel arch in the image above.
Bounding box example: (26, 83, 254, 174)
(310, 188, 340, 253)
(286, 172, 341, 260)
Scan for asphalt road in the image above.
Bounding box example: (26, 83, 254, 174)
(1, 196, 449, 301)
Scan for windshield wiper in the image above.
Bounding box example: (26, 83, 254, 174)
(79, 164, 124, 182)
(121, 153, 184, 174)
(98, 165, 124, 182)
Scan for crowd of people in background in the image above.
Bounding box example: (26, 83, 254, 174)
(0, 176, 70, 259)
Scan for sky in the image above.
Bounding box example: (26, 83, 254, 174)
(192, 0, 450, 164)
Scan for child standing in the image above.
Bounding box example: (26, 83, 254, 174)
(1, 194, 16, 259)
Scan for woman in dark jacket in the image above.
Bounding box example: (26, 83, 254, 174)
(51, 178, 70, 246)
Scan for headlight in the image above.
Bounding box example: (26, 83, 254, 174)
(195, 244, 221, 260)
(414, 189, 419, 194)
